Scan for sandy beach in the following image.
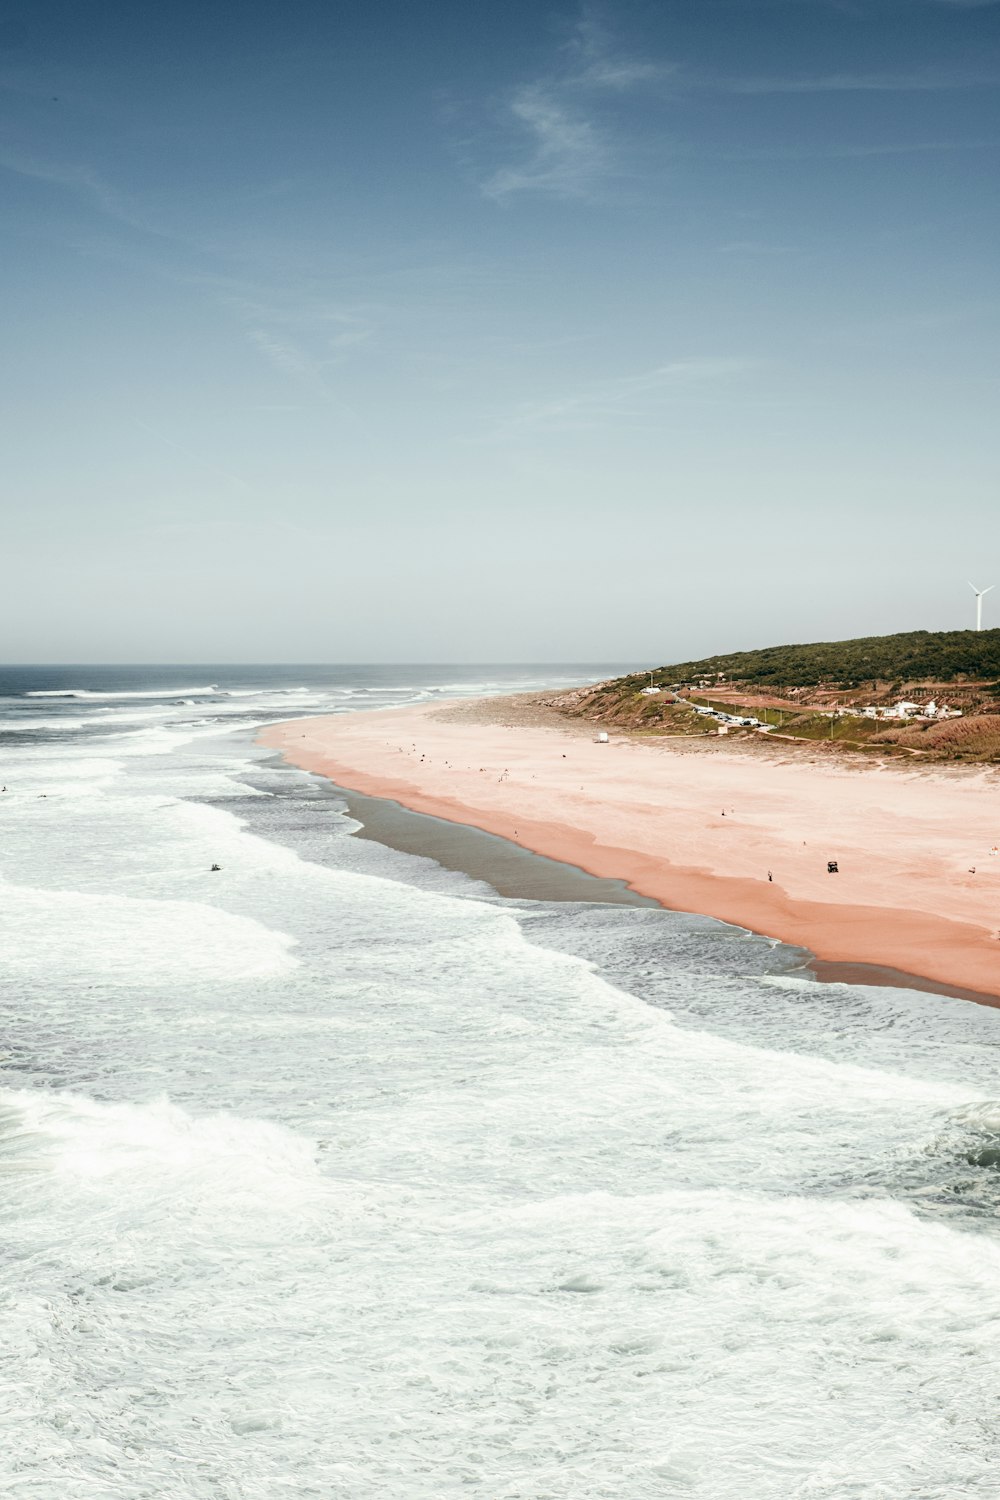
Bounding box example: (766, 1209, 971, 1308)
(260, 697, 1000, 1003)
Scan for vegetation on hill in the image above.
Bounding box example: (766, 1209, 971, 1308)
(873, 715, 1000, 761)
(628, 629, 1000, 691)
(547, 629, 1000, 762)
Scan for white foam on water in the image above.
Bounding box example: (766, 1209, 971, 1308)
(0, 755, 125, 800)
(2, 1064, 999, 1498)
(224, 687, 321, 698)
(96, 724, 209, 754)
(26, 685, 222, 699)
(3, 672, 1000, 1495)
(0, 708, 207, 734)
(0, 877, 298, 982)
(80, 706, 176, 724)
(0, 716, 93, 732)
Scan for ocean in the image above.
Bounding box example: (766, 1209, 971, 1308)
(2, 664, 1000, 1499)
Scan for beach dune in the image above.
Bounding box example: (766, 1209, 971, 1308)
(260, 699, 1000, 1003)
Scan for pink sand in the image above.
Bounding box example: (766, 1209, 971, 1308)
(260, 704, 1000, 1003)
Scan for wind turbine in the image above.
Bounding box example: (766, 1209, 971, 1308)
(969, 581, 995, 632)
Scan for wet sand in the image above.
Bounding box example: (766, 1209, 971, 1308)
(337, 785, 661, 906)
(260, 698, 1000, 1005)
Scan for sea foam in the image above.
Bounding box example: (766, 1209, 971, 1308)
(26, 685, 222, 699)
(3, 667, 1000, 1497)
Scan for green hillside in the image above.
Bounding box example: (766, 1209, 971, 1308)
(639, 629, 1000, 690)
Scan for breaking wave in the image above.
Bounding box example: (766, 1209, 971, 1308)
(3, 661, 1000, 1496)
(26, 685, 222, 699)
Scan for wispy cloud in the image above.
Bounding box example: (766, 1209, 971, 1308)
(480, 10, 665, 201)
(561, 9, 665, 92)
(1, 138, 381, 411)
(482, 85, 609, 200)
(717, 138, 994, 161)
(475, 6, 997, 203)
(220, 288, 374, 404)
(721, 69, 998, 93)
(496, 357, 763, 434)
(0, 147, 138, 224)
(131, 419, 255, 493)
(244, 328, 318, 383)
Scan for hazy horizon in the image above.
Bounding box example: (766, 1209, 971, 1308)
(0, 657, 638, 668)
(3, 0, 998, 661)
(6, 620, 1000, 672)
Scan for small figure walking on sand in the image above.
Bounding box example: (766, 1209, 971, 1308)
(768, 871, 773, 882)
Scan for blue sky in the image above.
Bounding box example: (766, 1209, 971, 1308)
(2, 0, 998, 662)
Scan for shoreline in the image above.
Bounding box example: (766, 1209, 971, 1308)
(259, 698, 1000, 1006)
(333, 783, 662, 907)
(328, 782, 999, 1006)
